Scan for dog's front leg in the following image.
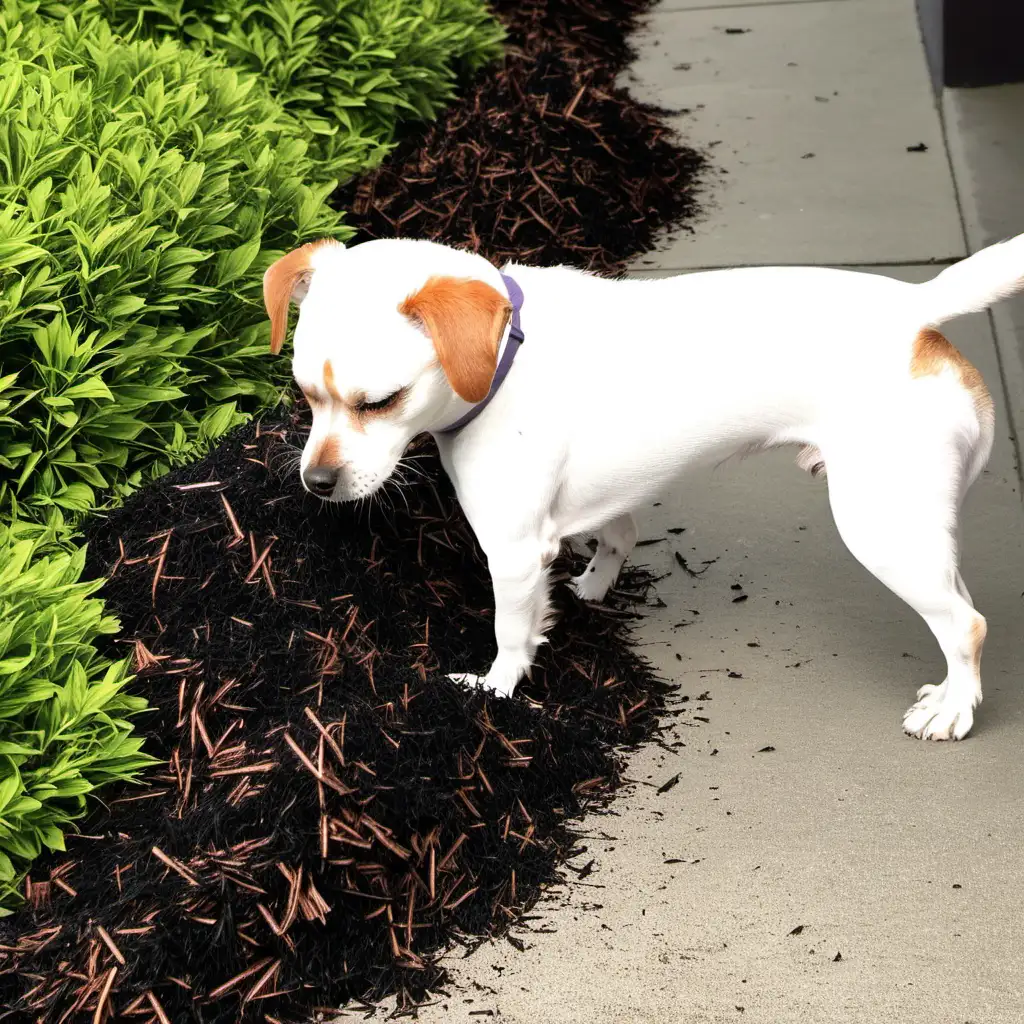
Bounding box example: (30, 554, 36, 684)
(449, 541, 552, 698)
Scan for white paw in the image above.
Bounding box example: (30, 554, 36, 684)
(447, 672, 484, 688)
(447, 672, 518, 698)
(903, 684, 974, 741)
(570, 569, 612, 603)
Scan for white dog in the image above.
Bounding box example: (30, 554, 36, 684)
(264, 234, 1024, 741)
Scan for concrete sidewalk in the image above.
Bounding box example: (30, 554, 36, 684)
(357, 1, 1024, 1020)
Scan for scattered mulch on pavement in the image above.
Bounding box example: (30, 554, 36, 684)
(337, 0, 708, 275)
(0, 417, 676, 1022)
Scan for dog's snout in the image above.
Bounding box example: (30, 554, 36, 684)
(303, 465, 340, 497)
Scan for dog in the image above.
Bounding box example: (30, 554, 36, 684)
(263, 234, 1024, 741)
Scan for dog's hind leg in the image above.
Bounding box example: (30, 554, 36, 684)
(821, 388, 991, 740)
(570, 512, 638, 603)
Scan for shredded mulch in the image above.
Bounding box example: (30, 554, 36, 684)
(0, 418, 678, 1022)
(0, 2, 710, 1018)
(337, 0, 707, 274)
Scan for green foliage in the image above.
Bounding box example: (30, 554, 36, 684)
(0, 0, 502, 915)
(75, 0, 506, 175)
(0, 5, 351, 521)
(0, 517, 154, 915)
(0, 3, 343, 911)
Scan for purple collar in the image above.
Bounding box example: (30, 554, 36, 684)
(438, 272, 525, 433)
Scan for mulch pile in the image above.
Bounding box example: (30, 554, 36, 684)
(0, 418, 677, 1022)
(338, 0, 707, 274)
(0, 1, 709, 1018)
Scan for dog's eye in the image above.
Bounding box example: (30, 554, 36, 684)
(356, 391, 401, 414)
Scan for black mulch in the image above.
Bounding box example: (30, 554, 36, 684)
(336, 0, 708, 275)
(0, 419, 679, 1022)
(0, 0, 710, 1017)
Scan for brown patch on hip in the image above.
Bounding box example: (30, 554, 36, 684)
(911, 328, 994, 420)
(969, 615, 987, 676)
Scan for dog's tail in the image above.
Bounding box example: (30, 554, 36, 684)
(916, 232, 1024, 325)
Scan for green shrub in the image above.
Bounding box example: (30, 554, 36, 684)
(0, 517, 153, 915)
(0, 5, 352, 521)
(75, 0, 506, 175)
(0, 4, 348, 911)
(0, 0, 503, 913)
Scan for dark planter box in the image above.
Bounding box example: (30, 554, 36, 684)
(919, 0, 1024, 87)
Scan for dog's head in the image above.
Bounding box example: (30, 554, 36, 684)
(264, 238, 512, 501)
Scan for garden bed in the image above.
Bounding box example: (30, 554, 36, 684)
(0, 421, 678, 1021)
(0, 0, 710, 1016)
(340, 0, 706, 274)
(0, 0, 504, 914)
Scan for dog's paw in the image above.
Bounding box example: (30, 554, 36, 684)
(903, 684, 974, 741)
(447, 672, 518, 698)
(569, 570, 611, 603)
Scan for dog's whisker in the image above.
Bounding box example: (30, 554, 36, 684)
(376, 483, 400, 527)
(383, 476, 411, 515)
(395, 461, 428, 482)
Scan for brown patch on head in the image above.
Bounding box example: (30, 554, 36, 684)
(310, 362, 403, 435)
(399, 275, 511, 402)
(263, 239, 336, 355)
(911, 328, 994, 421)
(309, 435, 343, 470)
(322, 360, 342, 402)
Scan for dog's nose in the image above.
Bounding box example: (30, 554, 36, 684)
(303, 465, 339, 497)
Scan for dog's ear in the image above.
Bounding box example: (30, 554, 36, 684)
(263, 241, 338, 354)
(399, 276, 511, 402)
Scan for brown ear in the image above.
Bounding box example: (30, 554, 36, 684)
(263, 240, 334, 354)
(399, 276, 511, 402)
